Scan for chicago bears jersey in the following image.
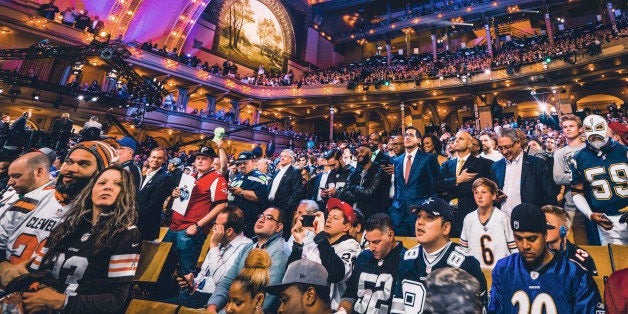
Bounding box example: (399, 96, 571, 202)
(342, 242, 407, 314)
(488, 252, 604, 314)
(390, 242, 487, 313)
(45, 216, 141, 313)
(570, 141, 628, 216)
(460, 208, 517, 268)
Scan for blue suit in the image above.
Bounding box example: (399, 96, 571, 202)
(490, 153, 557, 208)
(388, 150, 440, 236)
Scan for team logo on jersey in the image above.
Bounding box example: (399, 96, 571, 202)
(81, 232, 91, 242)
(530, 271, 539, 280)
(55, 208, 64, 217)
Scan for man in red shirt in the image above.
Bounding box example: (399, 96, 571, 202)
(164, 146, 228, 275)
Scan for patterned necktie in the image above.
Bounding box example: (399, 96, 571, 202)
(456, 158, 465, 176)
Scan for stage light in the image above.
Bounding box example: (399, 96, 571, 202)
(91, 96, 98, 102)
(0, 89, 3, 93)
(77, 95, 84, 100)
(31, 92, 40, 100)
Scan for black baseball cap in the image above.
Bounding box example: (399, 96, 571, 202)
(410, 197, 454, 222)
(511, 203, 553, 233)
(196, 146, 217, 158)
(235, 151, 255, 164)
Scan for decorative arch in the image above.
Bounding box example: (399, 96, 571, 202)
(163, 0, 211, 52)
(422, 102, 441, 126)
(576, 94, 624, 106)
(213, 0, 295, 59)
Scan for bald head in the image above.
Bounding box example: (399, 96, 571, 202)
(453, 131, 472, 155)
(8, 152, 51, 194)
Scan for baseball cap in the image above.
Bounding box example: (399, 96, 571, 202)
(168, 157, 181, 166)
(326, 198, 356, 225)
(511, 203, 553, 233)
(409, 197, 454, 222)
(266, 259, 329, 295)
(196, 146, 217, 158)
(609, 122, 628, 144)
(116, 136, 137, 152)
(38, 147, 57, 164)
(235, 151, 256, 164)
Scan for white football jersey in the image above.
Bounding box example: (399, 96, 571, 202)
(460, 208, 517, 268)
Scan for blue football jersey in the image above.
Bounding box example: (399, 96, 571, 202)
(488, 252, 604, 314)
(570, 141, 628, 216)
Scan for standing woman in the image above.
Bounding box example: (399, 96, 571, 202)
(422, 135, 448, 165)
(225, 249, 271, 314)
(21, 165, 141, 313)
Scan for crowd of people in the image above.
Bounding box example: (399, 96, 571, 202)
(0, 104, 627, 313)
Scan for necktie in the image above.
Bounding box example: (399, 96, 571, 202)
(456, 158, 465, 176)
(404, 155, 412, 183)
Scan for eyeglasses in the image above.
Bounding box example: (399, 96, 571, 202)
(404, 133, 416, 138)
(257, 213, 280, 223)
(497, 143, 516, 151)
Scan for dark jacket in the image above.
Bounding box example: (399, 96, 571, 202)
(490, 153, 557, 208)
(51, 118, 73, 137)
(340, 163, 391, 218)
(267, 165, 305, 213)
(435, 154, 493, 213)
(137, 168, 171, 240)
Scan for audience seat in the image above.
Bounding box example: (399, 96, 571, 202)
(610, 244, 628, 271)
(451, 238, 460, 244)
(196, 231, 213, 267)
(134, 241, 173, 283)
(158, 227, 168, 241)
(126, 299, 179, 314)
(592, 276, 606, 298)
(482, 268, 492, 290)
(398, 237, 418, 249)
(580, 245, 613, 277)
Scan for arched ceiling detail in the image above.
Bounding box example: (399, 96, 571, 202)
(576, 94, 624, 105)
(105, 0, 146, 39)
(163, 0, 211, 52)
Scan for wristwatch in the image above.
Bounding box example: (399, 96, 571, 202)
(195, 222, 202, 231)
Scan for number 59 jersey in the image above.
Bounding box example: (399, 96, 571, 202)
(488, 252, 604, 314)
(570, 142, 628, 216)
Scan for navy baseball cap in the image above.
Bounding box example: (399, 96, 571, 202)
(235, 151, 255, 164)
(410, 197, 454, 222)
(116, 136, 137, 152)
(511, 203, 553, 233)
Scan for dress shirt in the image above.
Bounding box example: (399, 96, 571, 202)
(402, 148, 418, 181)
(501, 152, 523, 216)
(268, 164, 289, 200)
(140, 168, 159, 190)
(316, 171, 330, 201)
(195, 233, 252, 294)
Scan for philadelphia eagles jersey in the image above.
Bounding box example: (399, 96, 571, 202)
(45, 215, 141, 313)
(390, 242, 487, 313)
(342, 242, 407, 314)
(488, 251, 604, 314)
(460, 208, 517, 268)
(570, 140, 628, 216)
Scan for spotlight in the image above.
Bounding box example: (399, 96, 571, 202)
(530, 89, 537, 95)
(31, 92, 40, 100)
(91, 96, 98, 102)
(77, 95, 84, 100)
(484, 68, 491, 75)
(539, 102, 548, 112)
(0, 89, 3, 93)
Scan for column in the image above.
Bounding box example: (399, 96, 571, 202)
(176, 87, 189, 112)
(485, 24, 493, 57)
(493, 18, 501, 51)
(431, 33, 438, 62)
(544, 13, 554, 45)
(386, 39, 392, 66)
(476, 95, 493, 130)
(230, 100, 241, 122)
(400, 102, 406, 135)
(445, 28, 451, 51)
(354, 111, 369, 136)
(405, 33, 411, 57)
(205, 94, 216, 114)
(329, 106, 335, 143)
(607, 2, 617, 32)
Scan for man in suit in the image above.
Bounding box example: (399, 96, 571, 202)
(137, 147, 171, 240)
(435, 131, 492, 237)
(308, 158, 331, 210)
(340, 143, 391, 219)
(268, 149, 305, 235)
(369, 132, 391, 166)
(50, 113, 73, 150)
(389, 126, 440, 236)
(490, 128, 557, 216)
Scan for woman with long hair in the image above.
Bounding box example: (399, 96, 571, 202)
(21, 165, 141, 313)
(224, 249, 272, 314)
(422, 134, 448, 165)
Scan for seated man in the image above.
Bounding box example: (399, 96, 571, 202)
(391, 197, 487, 313)
(288, 198, 362, 310)
(542, 205, 598, 276)
(160, 206, 252, 308)
(266, 259, 333, 314)
(338, 213, 407, 313)
(488, 203, 604, 313)
(206, 207, 288, 313)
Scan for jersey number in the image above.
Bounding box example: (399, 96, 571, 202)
(10, 233, 47, 264)
(401, 279, 426, 313)
(480, 235, 495, 266)
(354, 273, 393, 313)
(52, 253, 89, 296)
(511, 291, 557, 314)
(584, 164, 628, 200)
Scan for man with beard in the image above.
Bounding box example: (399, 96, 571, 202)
(340, 143, 390, 219)
(488, 203, 603, 313)
(321, 148, 354, 201)
(0, 141, 115, 286)
(369, 132, 391, 166)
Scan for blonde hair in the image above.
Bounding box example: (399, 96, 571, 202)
(234, 249, 272, 298)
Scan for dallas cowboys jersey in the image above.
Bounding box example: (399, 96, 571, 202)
(460, 208, 517, 268)
(342, 242, 407, 314)
(390, 242, 487, 313)
(46, 215, 141, 313)
(488, 252, 604, 314)
(570, 141, 628, 216)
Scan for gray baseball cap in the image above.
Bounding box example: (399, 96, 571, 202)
(266, 259, 328, 295)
